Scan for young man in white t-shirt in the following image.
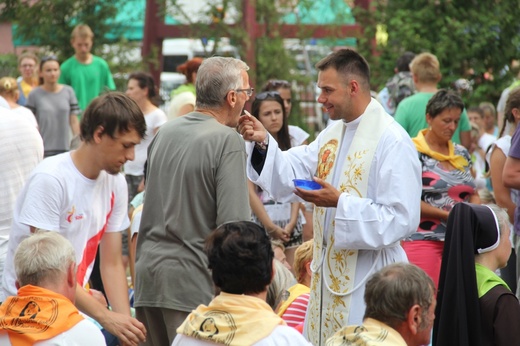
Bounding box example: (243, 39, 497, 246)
(0, 92, 147, 346)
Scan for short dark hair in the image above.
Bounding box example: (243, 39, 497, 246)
(128, 72, 160, 106)
(251, 91, 291, 151)
(426, 89, 465, 118)
(205, 221, 274, 295)
(364, 263, 435, 330)
(80, 92, 146, 143)
(467, 106, 484, 118)
(315, 49, 370, 89)
(396, 52, 416, 72)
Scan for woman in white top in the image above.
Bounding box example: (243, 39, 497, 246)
(0, 77, 37, 127)
(124, 72, 167, 201)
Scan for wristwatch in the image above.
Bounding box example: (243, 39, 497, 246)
(255, 136, 269, 151)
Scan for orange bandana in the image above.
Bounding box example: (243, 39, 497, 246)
(0, 285, 84, 345)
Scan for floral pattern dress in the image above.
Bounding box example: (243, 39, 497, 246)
(411, 144, 476, 241)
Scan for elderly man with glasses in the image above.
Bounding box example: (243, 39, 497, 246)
(134, 56, 253, 346)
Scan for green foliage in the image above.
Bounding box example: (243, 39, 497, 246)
(255, 37, 304, 88)
(164, 0, 300, 87)
(103, 39, 147, 92)
(1, 0, 147, 87)
(0, 54, 19, 78)
(1, 0, 126, 60)
(354, 0, 520, 105)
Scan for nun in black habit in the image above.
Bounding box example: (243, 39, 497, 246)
(433, 202, 520, 346)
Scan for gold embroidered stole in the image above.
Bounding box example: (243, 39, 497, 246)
(305, 109, 393, 345)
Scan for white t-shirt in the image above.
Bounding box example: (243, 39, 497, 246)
(479, 132, 497, 152)
(288, 125, 309, 147)
(168, 91, 196, 121)
(0, 153, 130, 300)
(11, 105, 38, 128)
(0, 109, 43, 287)
(0, 319, 106, 345)
(172, 325, 312, 346)
(124, 108, 167, 176)
(0, 96, 9, 109)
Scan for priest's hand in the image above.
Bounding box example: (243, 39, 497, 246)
(294, 177, 341, 208)
(238, 111, 268, 143)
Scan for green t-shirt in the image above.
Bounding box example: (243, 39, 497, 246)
(59, 55, 116, 112)
(394, 92, 470, 144)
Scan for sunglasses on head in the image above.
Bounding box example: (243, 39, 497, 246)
(255, 91, 281, 101)
(265, 79, 291, 89)
(41, 55, 59, 63)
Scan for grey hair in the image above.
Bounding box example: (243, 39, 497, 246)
(364, 263, 435, 330)
(486, 203, 510, 236)
(266, 259, 296, 310)
(195, 57, 249, 109)
(426, 89, 465, 118)
(15, 231, 76, 287)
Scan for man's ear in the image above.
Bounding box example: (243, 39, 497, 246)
(347, 79, 360, 95)
(93, 126, 105, 144)
(67, 262, 77, 288)
(271, 259, 276, 283)
(412, 73, 419, 85)
(226, 91, 237, 108)
(305, 261, 312, 277)
(406, 304, 422, 335)
(15, 280, 20, 290)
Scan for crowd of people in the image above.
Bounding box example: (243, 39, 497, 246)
(1, 22, 520, 346)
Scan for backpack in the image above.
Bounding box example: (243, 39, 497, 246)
(386, 71, 415, 110)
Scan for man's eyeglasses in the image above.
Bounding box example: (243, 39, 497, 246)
(255, 91, 281, 100)
(235, 87, 254, 97)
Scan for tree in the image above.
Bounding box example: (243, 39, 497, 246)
(0, 0, 128, 60)
(354, 0, 520, 105)
(162, 0, 302, 87)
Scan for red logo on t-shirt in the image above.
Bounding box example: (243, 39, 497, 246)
(66, 206, 84, 223)
(66, 206, 75, 223)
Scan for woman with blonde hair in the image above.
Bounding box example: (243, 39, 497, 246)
(0, 77, 37, 127)
(278, 240, 313, 329)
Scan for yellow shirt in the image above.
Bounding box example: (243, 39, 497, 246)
(20, 80, 35, 98)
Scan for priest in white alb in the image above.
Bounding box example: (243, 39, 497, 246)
(238, 49, 422, 345)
